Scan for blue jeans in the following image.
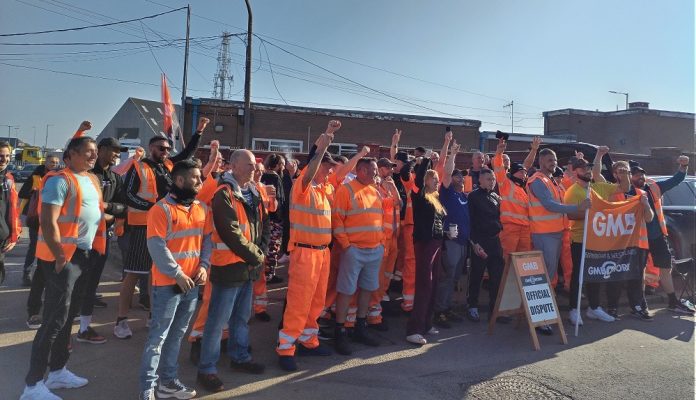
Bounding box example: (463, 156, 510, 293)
(198, 281, 253, 374)
(139, 285, 199, 391)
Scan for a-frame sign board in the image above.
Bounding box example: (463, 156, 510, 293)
(488, 251, 567, 350)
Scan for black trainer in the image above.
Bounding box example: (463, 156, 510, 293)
(352, 326, 380, 347)
(368, 321, 389, 331)
(667, 302, 695, 315)
(535, 325, 553, 336)
(334, 329, 352, 355)
(444, 309, 464, 322)
(255, 311, 271, 322)
(278, 355, 298, 371)
(630, 307, 653, 322)
(434, 312, 452, 329)
(297, 343, 332, 356)
(230, 360, 265, 374)
(607, 308, 621, 320)
(93, 299, 108, 308)
(197, 373, 223, 392)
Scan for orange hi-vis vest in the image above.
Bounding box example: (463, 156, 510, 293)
(210, 184, 264, 266)
(288, 170, 333, 251)
(645, 179, 668, 237)
(333, 179, 384, 249)
(610, 189, 650, 250)
(36, 169, 106, 262)
(127, 159, 174, 226)
(4, 172, 20, 244)
(402, 175, 418, 225)
(526, 171, 565, 234)
(147, 196, 209, 286)
(493, 154, 529, 226)
(463, 175, 473, 194)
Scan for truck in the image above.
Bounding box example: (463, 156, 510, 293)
(14, 146, 45, 166)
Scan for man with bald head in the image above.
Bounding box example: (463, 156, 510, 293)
(196, 149, 270, 393)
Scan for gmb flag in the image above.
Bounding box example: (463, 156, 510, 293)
(582, 189, 646, 283)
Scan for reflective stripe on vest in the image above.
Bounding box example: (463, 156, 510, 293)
(526, 173, 564, 233)
(499, 179, 529, 226)
(646, 179, 668, 236)
(210, 184, 261, 266)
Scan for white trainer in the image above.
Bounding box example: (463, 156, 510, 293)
(586, 306, 615, 322)
(406, 334, 427, 345)
(568, 308, 584, 326)
(113, 319, 133, 339)
(20, 381, 62, 400)
(44, 367, 88, 389)
(427, 327, 440, 335)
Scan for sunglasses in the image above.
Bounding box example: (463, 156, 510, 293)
(157, 146, 172, 152)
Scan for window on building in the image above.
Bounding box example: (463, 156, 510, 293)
(141, 105, 149, 113)
(252, 138, 303, 153)
(328, 142, 358, 156)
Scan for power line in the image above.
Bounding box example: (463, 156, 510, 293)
(260, 39, 287, 105)
(0, 6, 186, 37)
(0, 36, 221, 46)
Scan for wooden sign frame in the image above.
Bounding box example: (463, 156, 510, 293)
(488, 251, 567, 350)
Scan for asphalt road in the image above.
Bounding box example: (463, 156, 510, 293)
(0, 231, 693, 400)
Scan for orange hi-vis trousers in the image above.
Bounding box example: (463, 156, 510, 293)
(500, 223, 532, 262)
(560, 229, 572, 291)
(368, 232, 399, 324)
(277, 246, 331, 356)
(188, 282, 229, 343)
(253, 275, 268, 314)
(397, 224, 416, 311)
(320, 243, 344, 319)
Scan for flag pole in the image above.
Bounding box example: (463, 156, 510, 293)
(575, 184, 592, 336)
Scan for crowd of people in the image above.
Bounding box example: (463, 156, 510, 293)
(6, 117, 692, 400)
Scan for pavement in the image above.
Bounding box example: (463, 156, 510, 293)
(0, 230, 694, 400)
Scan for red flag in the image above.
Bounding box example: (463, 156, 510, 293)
(161, 73, 184, 150)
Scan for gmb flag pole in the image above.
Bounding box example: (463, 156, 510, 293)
(575, 184, 592, 337)
(575, 186, 646, 336)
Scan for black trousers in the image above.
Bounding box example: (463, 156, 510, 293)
(23, 226, 39, 276)
(467, 236, 504, 311)
(570, 242, 601, 309)
(25, 250, 91, 386)
(27, 260, 47, 317)
(80, 241, 110, 317)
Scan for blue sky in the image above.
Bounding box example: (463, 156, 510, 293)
(0, 0, 693, 148)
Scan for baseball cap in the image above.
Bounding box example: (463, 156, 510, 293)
(629, 160, 646, 174)
(451, 168, 467, 177)
(509, 162, 527, 175)
(98, 137, 127, 152)
(394, 151, 409, 164)
(377, 158, 397, 168)
(571, 157, 594, 170)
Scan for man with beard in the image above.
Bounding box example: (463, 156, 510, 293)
(115, 117, 209, 340)
(139, 159, 211, 400)
(564, 149, 630, 326)
(625, 155, 693, 314)
(75, 138, 128, 344)
(21, 136, 105, 400)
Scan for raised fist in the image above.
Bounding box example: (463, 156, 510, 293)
(531, 136, 542, 149)
(678, 155, 689, 166)
(597, 146, 610, 156)
(444, 131, 453, 142)
(78, 121, 92, 132)
(326, 120, 342, 134)
(360, 146, 370, 156)
(196, 117, 210, 133)
(391, 129, 402, 145)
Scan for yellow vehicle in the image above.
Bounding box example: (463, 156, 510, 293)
(15, 146, 45, 165)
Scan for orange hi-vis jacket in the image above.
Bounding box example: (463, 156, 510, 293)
(210, 184, 264, 266)
(493, 154, 529, 227)
(526, 171, 566, 234)
(333, 179, 384, 249)
(288, 169, 333, 251)
(645, 179, 669, 237)
(36, 169, 106, 262)
(3, 171, 20, 244)
(378, 182, 400, 239)
(402, 175, 418, 225)
(147, 195, 210, 286)
(127, 159, 174, 226)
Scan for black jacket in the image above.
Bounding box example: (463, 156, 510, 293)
(411, 158, 445, 243)
(90, 162, 126, 223)
(468, 187, 502, 242)
(260, 171, 285, 221)
(18, 165, 49, 215)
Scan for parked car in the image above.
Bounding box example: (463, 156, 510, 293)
(14, 164, 39, 183)
(537, 142, 615, 182)
(652, 175, 696, 260)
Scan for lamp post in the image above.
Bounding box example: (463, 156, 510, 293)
(609, 90, 629, 110)
(242, 0, 253, 149)
(44, 124, 53, 153)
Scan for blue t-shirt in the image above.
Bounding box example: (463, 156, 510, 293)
(42, 173, 102, 251)
(439, 184, 470, 244)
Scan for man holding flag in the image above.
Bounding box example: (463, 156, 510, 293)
(564, 147, 633, 326)
(114, 76, 209, 339)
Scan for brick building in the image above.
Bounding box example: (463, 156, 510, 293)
(543, 102, 695, 155)
(182, 98, 481, 155)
